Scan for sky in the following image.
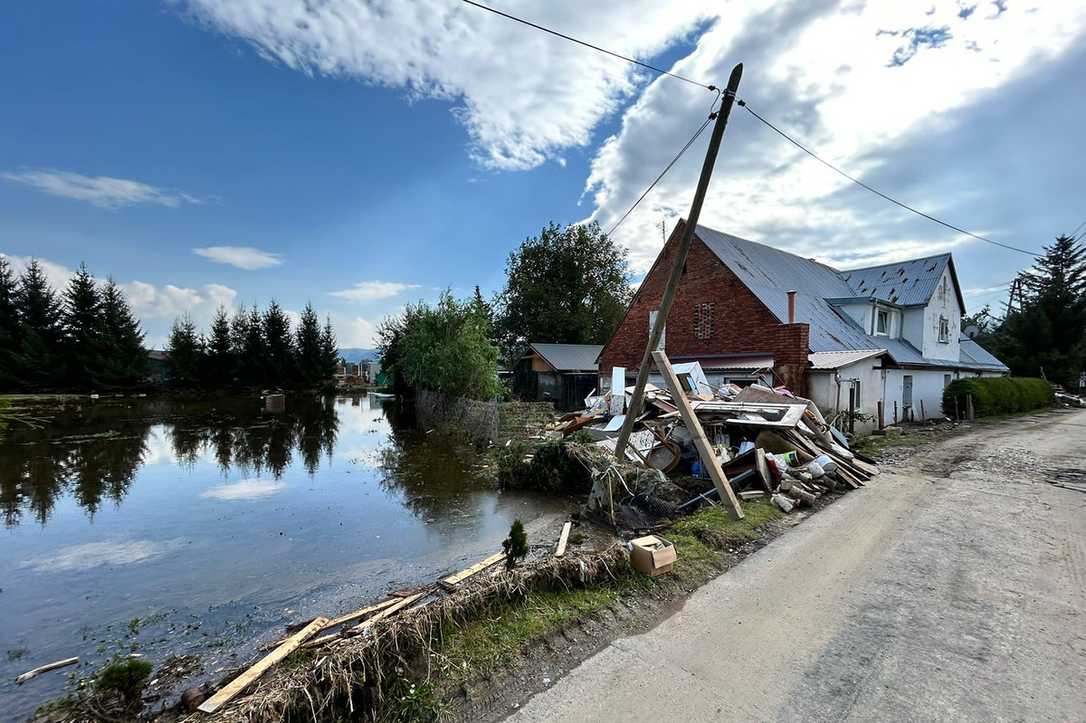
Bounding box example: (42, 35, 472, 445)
(2, 0, 1084, 349)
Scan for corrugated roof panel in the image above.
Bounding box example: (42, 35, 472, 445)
(808, 349, 887, 370)
(529, 343, 603, 372)
(958, 337, 1009, 371)
(840, 254, 951, 306)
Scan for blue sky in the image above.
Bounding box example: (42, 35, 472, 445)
(2, 1, 1084, 347)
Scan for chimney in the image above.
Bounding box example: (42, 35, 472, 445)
(787, 290, 797, 324)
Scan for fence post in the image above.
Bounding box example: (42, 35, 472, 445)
(893, 400, 898, 425)
(967, 393, 975, 421)
(954, 395, 960, 421)
(877, 400, 884, 430)
(920, 399, 925, 422)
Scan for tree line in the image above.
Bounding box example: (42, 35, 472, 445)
(166, 302, 339, 389)
(965, 234, 1086, 389)
(0, 258, 147, 390)
(378, 222, 633, 400)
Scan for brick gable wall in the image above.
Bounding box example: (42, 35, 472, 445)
(599, 222, 811, 394)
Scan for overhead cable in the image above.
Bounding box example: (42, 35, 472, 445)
(459, 0, 716, 91)
(738, 100, 1041, 258)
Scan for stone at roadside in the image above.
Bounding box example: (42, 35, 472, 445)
(180, 686, 208, 713)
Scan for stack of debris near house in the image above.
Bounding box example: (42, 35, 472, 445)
(555, 354, 879, 522)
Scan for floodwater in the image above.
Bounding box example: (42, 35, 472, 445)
(0, 394, 564, 720)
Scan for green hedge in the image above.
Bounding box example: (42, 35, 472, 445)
(942, 376, 1053, 418)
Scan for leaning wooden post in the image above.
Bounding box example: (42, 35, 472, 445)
(652, 350, 743, 519)
(615, 63, 744, 460)
(920, 399, 926, 422)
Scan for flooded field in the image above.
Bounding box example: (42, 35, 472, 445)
(0, 394, 565, 720)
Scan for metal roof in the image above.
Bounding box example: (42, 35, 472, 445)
(958, 336, 1010, 371)
(528, 343, 604, 372)
(839, 254, 963, 309)
(669, 353, 775, 371)
(808, 349, 887, 370)
(694, 225, 1004, 371)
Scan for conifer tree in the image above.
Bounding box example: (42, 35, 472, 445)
(206, 305, 234, 385)
(15, 260, 63, 388)
(167, 315, 203, 386)
(100, 278, 147, 386)
(319, 317, 338, 381)
(263, 301, 294, 387)
(62, 263, 104, 387)
(241, 305, 266, 386)
(0, 257, 21, 389)
(294, 303, 323, 386)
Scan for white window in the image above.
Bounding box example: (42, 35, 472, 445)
(938, 316, 950, 343)
(875, 308, 889, 336)
(943, 374, 952, 387)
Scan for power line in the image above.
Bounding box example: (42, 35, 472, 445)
(737, 100, 1042, 258)
(459, 0, 715, 91)
(606, 92, 721, 237)
(1069, 217, 1086, 239)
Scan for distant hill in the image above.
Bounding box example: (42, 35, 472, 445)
(338, 347, 379, 363)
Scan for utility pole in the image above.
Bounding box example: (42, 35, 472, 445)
(614, 63, 744, 459)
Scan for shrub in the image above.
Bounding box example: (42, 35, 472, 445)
(502, 519, 529, 570)
(496, 432, 596, 494)
(942, 376, 1053, 418)
(96, 658, 153, 705)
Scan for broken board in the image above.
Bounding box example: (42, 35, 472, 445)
(198, 616, 329, 713)
(441, 552, 506, 586)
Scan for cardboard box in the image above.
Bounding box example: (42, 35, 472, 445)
(629, 535, 677, 577)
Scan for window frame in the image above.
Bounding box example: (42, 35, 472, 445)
(875, 308, 890, 336)
(938, 315, 950, 344)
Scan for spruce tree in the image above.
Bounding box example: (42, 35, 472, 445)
(15, 260, 64, 388)
(319, 317, 338, 382)
(100, 278, 147, 386)
(167, 315, 203, 387)
(241, 305, 266, 387)
(998, 235, 1086, 385)
(62, 263, 104, 388)
(0, 257, 21, 389)
(206, 305, 234, 385)
(263, 301, 294, 387)
(294, 303, 323, 387)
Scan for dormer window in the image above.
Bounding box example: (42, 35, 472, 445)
(938, 316, 950, 343)
(875, 308, 889, 336)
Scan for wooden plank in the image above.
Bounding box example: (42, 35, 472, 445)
(554, 521, 572, 557)
(15, 657, 79, 684)
(441, 552, 506, 586)
(198, 616, 328, 714)
(323, 597, 401, 629)
(652, 350, 743, 519)
(347, 591, 426, 635)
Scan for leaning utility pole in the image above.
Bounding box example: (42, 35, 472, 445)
(614, 62, 744, 459)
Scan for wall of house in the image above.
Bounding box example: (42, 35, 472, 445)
(808, 360, 885, 433)
(598, 223, 810, 394)
(919, 266, 961, 361)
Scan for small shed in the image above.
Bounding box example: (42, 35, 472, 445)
(514, 343, 603, 411)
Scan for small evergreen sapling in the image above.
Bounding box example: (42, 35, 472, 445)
(502, 518, 528, 570)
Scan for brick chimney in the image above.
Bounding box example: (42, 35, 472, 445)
(787, 290, 797, 324)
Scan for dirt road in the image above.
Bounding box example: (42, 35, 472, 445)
(506, 410, 1086, 722)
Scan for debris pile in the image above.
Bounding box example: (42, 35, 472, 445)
(554, 353, 879, 526)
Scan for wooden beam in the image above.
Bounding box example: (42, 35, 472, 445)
(198, 616, 328, 714)
(652, 350, 743, 519)
(15, 657, 79, 685)
(555, 521, 572, 557)
(441, 552, 506, 586)
(347, 591, 426, 635)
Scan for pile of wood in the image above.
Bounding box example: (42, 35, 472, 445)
(574, 350, 878, 523)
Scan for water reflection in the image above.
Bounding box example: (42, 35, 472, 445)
(0, 395, 340, 528)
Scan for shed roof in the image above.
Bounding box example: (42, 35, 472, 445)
(958, 336, 1010, 372)
(528, 343, 604, 372)
(808, 349, 887, 370)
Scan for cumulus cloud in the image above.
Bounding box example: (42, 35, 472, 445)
(1, 253, 76, 289)
(329, 281, 419, 302)
(193, 245, 283, 269)
(582, 1, 1086, 273)
(176, 0, 710, 170)
(122, 280, 238, 319)
(1, 169, 202, 208)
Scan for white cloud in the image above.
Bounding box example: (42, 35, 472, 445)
(176, 0, 710, 170)
(582, 1, 1086, 272)
(1, 169, 202, 208)
(329, 281, 419, 302)
(201, 478, 286, 500)
(193, 245, 283, 270)
(1, 253, 76, 290)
